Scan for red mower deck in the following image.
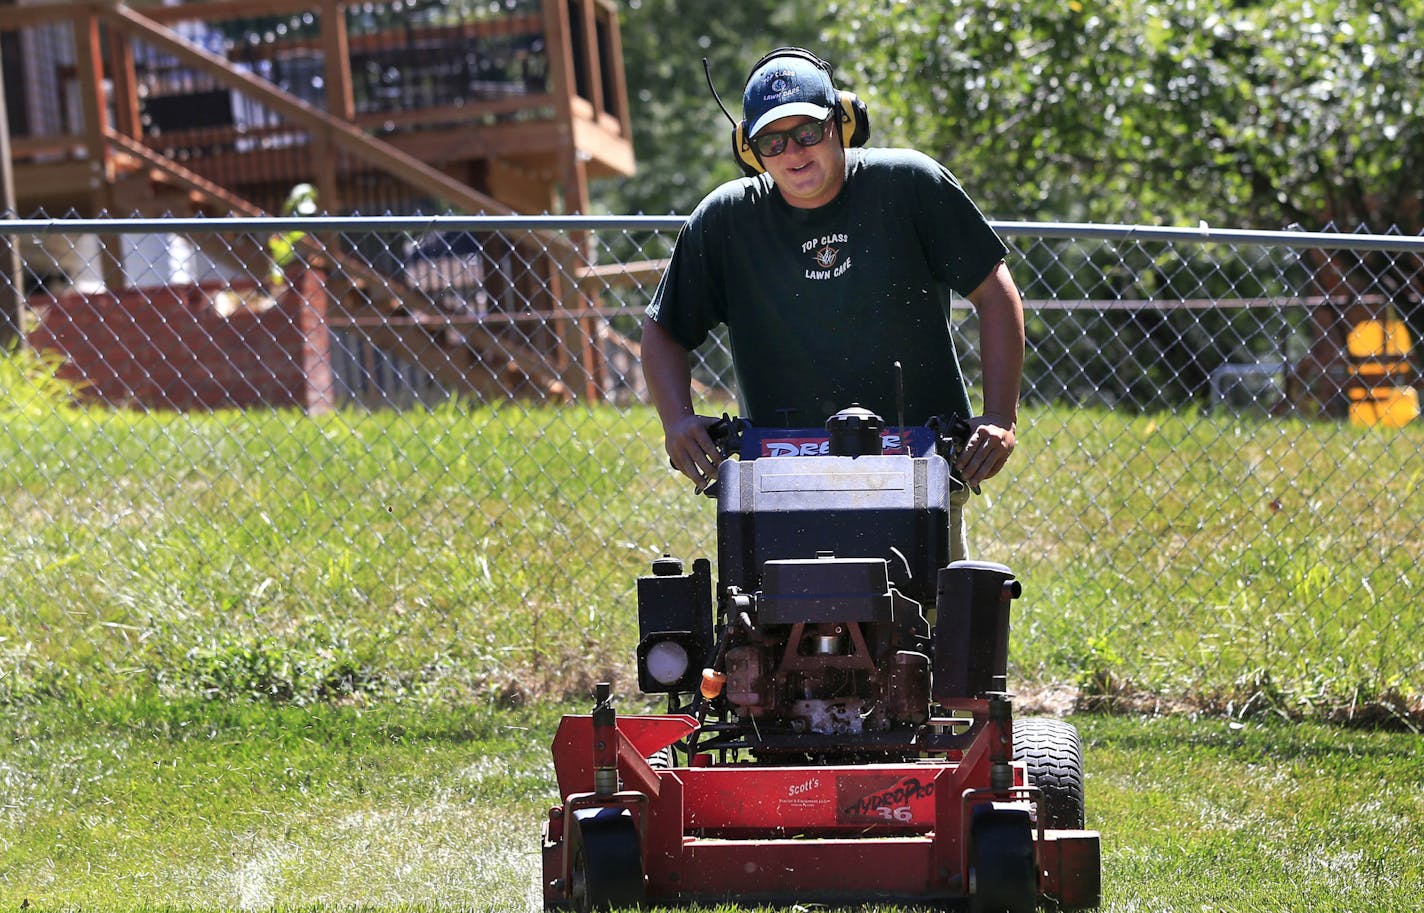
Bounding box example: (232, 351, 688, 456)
(543, 696, 1100, 908)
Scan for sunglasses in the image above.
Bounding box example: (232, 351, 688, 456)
(752, 115, 836, 157)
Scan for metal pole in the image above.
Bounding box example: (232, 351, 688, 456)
(0, 34, 27, 350)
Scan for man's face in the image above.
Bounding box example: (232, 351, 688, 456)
(755, 115, 846, 210)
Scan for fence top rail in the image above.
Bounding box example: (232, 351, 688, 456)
(2, 215, 1423, 251)
(994, 220, 1424, 252)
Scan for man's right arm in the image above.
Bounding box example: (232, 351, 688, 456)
(641, 317, 724, 490)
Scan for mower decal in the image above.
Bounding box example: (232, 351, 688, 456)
(741, 426, 936, 459)
(787, 775, 822, 797)
(777, 775, 833, 814)
(758, 433, 906, 458)
(837, 773, 936, 825)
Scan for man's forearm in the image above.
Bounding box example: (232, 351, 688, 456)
(641, 317, 697, 430)
(642, 317, 726, 488)
(971, 262, 1025, 425)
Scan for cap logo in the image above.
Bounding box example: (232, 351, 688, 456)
(743, 54, 840, 138)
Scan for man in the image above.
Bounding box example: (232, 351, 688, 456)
(641, 49, 1024, 559)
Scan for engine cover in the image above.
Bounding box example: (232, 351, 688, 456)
(759, 555, 893, 624)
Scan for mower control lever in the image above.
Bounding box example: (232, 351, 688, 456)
(665, 414, 745, 498)
(930, 416, 981, 495)
(695, 414, 745, 498)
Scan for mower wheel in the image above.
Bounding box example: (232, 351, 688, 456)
(570, 807, 644, 912)
(969, 806, 1038, 913)
(1014, 717, 1086, 830)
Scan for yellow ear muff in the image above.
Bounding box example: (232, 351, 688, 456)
(732, 121, 763, 176)
(838, 91, 871, 149)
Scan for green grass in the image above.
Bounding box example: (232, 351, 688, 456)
(2, 379, 1421, 720)
(3, 359, 1422, 911)
(0, 696, 557, 911)
(1, 398, 686, 706)
(3, 699, 1421, 912)
(989, 407, 1424, 722)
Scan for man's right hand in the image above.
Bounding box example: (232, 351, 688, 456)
(664, 414, 726, 492)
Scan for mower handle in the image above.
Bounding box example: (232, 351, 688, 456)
(697, 414, 744, 498)
(929, 415, 979, 495)
(706, 414, 744, 456)
(665, 414, 745, 498)
(684, 413, 977, 495)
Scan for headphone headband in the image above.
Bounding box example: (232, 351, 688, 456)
(745, 47, 835, 86)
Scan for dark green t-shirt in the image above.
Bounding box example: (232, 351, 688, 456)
(647, 148, 1008, 428)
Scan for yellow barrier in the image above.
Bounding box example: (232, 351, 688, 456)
(1345, 317, 1418, 427)
(1348, 385, 1420, 428)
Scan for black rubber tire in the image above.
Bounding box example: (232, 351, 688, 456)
(1013, 717, 1086, 831)
(969, 806, 1038, 913)
(570, 807, 644, 912)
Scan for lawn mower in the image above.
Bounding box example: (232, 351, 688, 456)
(542, 405, 1101, 910)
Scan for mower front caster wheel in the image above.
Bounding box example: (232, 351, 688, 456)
(969, 806, 1037, 913)
(569, 807, 644, 912)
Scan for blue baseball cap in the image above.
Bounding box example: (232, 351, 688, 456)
(743, 54, 837, 138)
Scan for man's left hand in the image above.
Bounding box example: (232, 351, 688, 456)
(956, 415, 1016, 488)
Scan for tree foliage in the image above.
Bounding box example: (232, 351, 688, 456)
(598, 1, 1424, 407)
(824, 0, 1423, 233)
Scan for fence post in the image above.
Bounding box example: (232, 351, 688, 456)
(0, 38, 23, 349)
(292, 267, 336, 414)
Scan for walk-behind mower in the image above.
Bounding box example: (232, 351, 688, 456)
(543, 405, 1101, 910)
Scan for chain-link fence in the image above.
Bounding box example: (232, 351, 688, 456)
(2, 215, 1421, 721)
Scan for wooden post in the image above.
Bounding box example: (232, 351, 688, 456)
(292, 267, 336, 414)
(580, 313, 605, 403)
(106, 25, 142, 141)
(596, 0, 632, 137)
(316, 0, 350, 214)
(72, 11, 125, 289)
(0, 35, 24, 348)
(574, 0, 602, 116)
(540, 0, 596, 215)
(311, 128, 341, 215)
(321, 0, 355, 122)
(71, 12, 110, 180)
(538, 0, 598, 401)
(542, 0, 574, 135)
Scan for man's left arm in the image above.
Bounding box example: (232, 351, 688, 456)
(959, 260, 1025, 487)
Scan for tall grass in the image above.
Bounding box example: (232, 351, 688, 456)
(991, 407, 1424, 722)
(2, 360, 1421, 721)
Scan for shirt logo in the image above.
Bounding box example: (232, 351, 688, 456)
(800, 232, 853, 280)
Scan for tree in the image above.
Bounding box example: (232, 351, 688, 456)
(828, 0, 1424, 400)
(826, 0, 1423, 233)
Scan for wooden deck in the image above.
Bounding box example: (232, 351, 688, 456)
(2, 0, 632, 219)
(3, 0, 641, 404)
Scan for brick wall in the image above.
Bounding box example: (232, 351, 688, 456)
(28, 270, 335, 413)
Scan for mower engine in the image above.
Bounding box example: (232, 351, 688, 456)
(637, 406, 1018, 761)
